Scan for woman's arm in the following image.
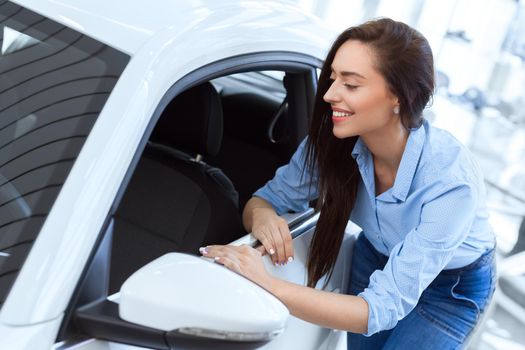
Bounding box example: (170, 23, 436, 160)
(270, 277, 369, 333)
(203, 181, 480, 336)
(200, 244, 369, 334)
(357, 181, 479, 335)
(242, 137, 318, 265)
(242, 196, 294, 265)
(242, 196, 276, 232)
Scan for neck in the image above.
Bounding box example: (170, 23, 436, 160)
(361, 119, 409, 172)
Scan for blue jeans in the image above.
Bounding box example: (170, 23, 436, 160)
(347, 233, 496, 350)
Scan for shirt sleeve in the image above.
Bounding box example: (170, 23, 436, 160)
(359, 180, 479, 336)
(253, 138, 319, 215)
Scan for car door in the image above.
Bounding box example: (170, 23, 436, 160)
(54, 56, 358, 350)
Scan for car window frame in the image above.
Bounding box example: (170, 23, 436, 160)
(57, 51, 321, 348)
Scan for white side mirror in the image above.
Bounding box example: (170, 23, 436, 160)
(119, 253, 289, 342)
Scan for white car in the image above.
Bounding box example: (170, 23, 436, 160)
(0, 1, 360, 349)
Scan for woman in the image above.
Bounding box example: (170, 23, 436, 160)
(200, 18, 496, 349)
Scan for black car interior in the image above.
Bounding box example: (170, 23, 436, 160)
(209, 73, 292, 209)
(108, 71, 307, 293)
(110, 82, 244, 292)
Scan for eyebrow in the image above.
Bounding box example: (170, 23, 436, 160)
(330, 67, 366, 80)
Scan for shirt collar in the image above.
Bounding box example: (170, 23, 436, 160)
(350, 121, 426, 202)
(351, 137, 367, 159)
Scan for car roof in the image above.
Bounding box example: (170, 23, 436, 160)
(12, 0, 333, 56)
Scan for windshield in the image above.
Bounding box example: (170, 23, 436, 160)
(0, 1, 129, 308)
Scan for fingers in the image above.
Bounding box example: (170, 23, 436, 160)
(250, 209, 294, 266)
(257, 232, 276, 257)
(255, 245, 267, 255)
(270, 228, 286, 265)
(200, 244, 258, 261)
(201, 241, 293, 272)
(201, 245, 241, 271)
(252, 220, 294, 266)
(215, 255, 242, 274)
(254, 228, 282, 265)
(201, 245, 275, 290)
(270, 218, 293, 265)
(200, 245, 263, 275)
(278, 220, 294, 263)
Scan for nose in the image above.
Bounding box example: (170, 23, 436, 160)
(323, 79, 339, 104)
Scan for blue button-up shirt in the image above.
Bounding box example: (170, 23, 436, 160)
(253, 120, 495, 335)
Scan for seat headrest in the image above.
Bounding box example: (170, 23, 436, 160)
(151, 82, 223, 157)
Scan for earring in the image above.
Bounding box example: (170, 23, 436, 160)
(393, 106, 400, 114)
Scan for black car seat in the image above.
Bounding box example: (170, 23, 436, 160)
(110, 82, 244, 292)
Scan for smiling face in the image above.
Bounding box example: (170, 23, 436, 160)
(323, 40, 400, 139)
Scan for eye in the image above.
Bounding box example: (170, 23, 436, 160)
(343, 83, 358, 90)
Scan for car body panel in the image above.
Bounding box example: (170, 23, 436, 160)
(0, 315, 62, 349)
(12, 0, 331, 56)
(1, 0, 334, 326)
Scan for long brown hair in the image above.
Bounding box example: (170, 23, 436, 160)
(305, 18, 435, 288)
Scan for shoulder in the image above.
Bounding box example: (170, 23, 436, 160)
(416, 121, 484, 192)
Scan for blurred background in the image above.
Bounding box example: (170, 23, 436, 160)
(293, 0, 525, 348)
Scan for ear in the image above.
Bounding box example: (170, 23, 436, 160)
(391, 96, 400, 115)
(391, 95, 399, 107)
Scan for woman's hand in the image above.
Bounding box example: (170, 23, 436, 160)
(199, 244, 276, 292)
(251, 207, 294, 266)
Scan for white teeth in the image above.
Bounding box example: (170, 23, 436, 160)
(333, 111, 353, 117)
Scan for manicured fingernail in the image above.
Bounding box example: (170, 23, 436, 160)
(214, 257, 220, 261)
(288, 256, 294, 263)
(199, 247, 208, 255)
(269, 249, 275, 255)
(274, 261, 278, 266)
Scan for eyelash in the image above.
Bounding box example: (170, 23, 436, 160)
(343, 83, 358, 90)
(328, 78, 358, 90)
